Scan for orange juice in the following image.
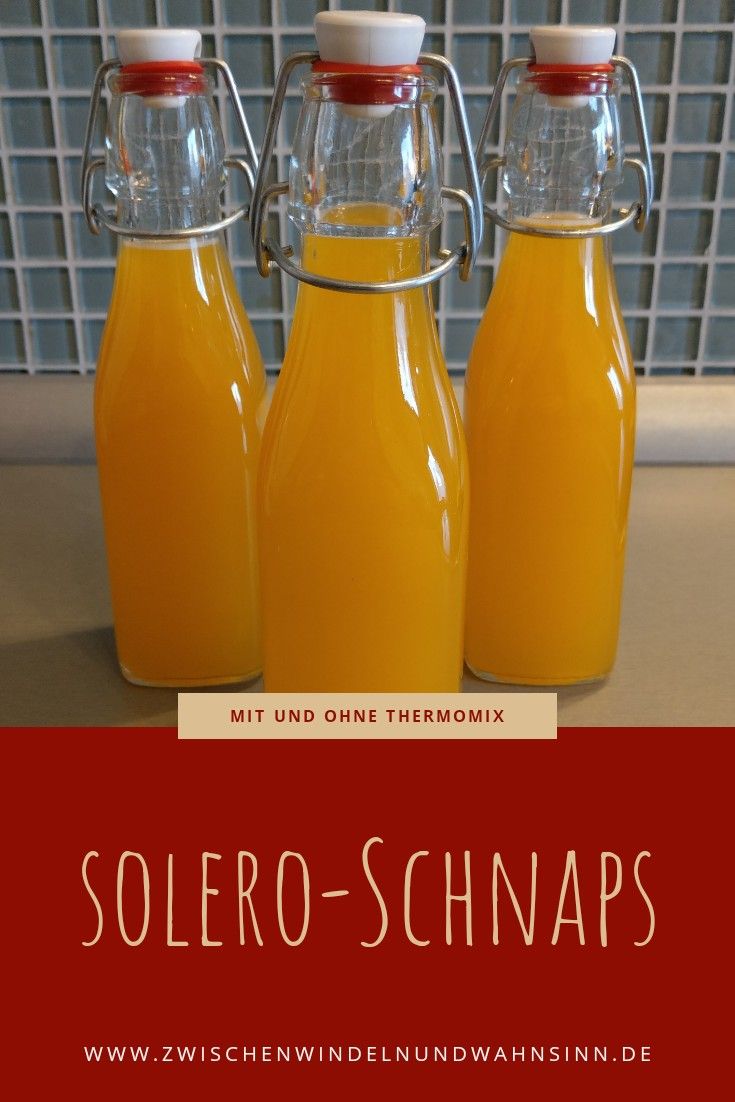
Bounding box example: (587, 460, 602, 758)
(258, 208, 468, 691)
(464, 220, 636, 684)
(95, 236, 266, 686)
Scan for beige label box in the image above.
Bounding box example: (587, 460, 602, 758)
(178, 693, 557, 740)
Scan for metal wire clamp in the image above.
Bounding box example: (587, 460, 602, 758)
(475, 55, 654, 240)
(80, 57, 258, 239)
(250, 51, 484, 294)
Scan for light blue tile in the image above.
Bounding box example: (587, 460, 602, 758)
(71, 211, 116, 259)
(650, 365, 695, 376)
(0, 37, 47, 90)
(669, 152, 719, 201)
(0, 164, 4, 203)
(227, 95, 269, 148)
(663, 210, 713, 256)
(339, 0, 388, 9)
(31, 318, 77, 363)
(716, 210, 735, 254)
(445, 318, 480, 362)
(281, 33, 316, 61)
(104, 0, 157, 25)
(676, 93, 725, 144)
(252, 319, 284, 362)
(0, 215, 13, 259)
(702, 366, 735, 375)
(2, 98, 54, 149)
(453, 0, 503, 21)
(705, 317, 735, 360)
(83, 319, 105, 364)
(621, 92, 668, 146)
(48, 0, 99, 26)
(616, 210, 658, 257)
(711, 265, 735, 308)
(18, 213, 66, 258)
(624, 316, 649, 360)
(235, 264, 283, 310)
(77, 267, 114, 310)
(11, 157, 62, 204)
(569, 0, 620, 17)
(0, 269, 20, 311)
(627, 0, 677, 21)
(447, 264, 492, 310)
(452, 34, 502, 86)
(64, 156, 83, 205)
(59, 96, 107, 148)
(624, 33, 674, 85)
(52, 35, 103, 89)
(395, 0, 447, 22)
(161, 0, 214, 25)
(0, 321, 26, 364)
(511, 0, 561, 22)
(1, 1, 42, 25)
(679, 32, 732, 84)
(224, 35, 274, 88)
(614, 264, 653, 309)
(25, 267, 73, 311)
(653, 316, 701, 361)
(658, 264, 707, 309)
(684, 0, 734, 22)
(223, 0, 272, 22)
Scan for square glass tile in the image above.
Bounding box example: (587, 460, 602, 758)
(77, 267, 114, 310)
(236, 265, 283, 311)
(452, 35, 503, 86)
(2, 1, 42, 25)
(628, 0, 677, 21)
(653, 316, 701, 361)
(446, 265, 493, 311)
(658, 264, 707, 309)
(2, 99, 54, 150)
(0, 269, 20, 311)
(616, 211, 659, 257)
(614, 264, 654, 310)
(453, 1, 503, 22)
(161, 0, 214, 25)
(723, 152, 735, 199)
(510, 0, 561, 21)
(676, 94, 726, 144)
(0, 37, 47, 90)
(25, 267, 73, 312)
(48, 0, 99, 26)
(224, 0, 272, 22)
(17, 213, 66, 258)
(716, 210, 735, 254)
(679, 32, 732, 85)
(621, 93, 668, 146)
(711, 264, 735, 308)
(394, 1, 447, 22)
(71, 211, 116, 259)
(52, 35, 103, 89)
(705, 317, 735, 359)
(104, 0, 157, 25)
(624, 317, 649, 361)
(624, 33, 675, 85)
(663, 210, 713, 256)
(30, 318, 78, 363)
(0, 321, 26, 364)
(445, 318, 481, 363)
(568, 0, 620, 17)
(83, 319, 105, 364)
(224, 36, 274, 89)
(11, 158, 62, 205)
(684, 1, 735, 19)
(59, 96, 107, 149)
(669, 152, 720, 201)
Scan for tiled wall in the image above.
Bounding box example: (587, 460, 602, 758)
(0, 0, 733, 376)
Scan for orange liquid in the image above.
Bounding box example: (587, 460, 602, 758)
(464, 221, 636, 684)
(95, 236, 266, 686)
(258, 208, 468, 691)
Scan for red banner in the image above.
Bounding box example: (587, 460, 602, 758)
(3, 728, 732, 1098)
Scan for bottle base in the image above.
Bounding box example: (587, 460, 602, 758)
(120, 665, 262, 689)
(466, 662, 610, 688)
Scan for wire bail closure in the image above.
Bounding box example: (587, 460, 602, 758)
(475, 55, 653, 239)
(80, 57, 258, 239)
(250, 51, 484, 294)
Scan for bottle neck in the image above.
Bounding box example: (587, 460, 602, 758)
(502, 69, 624, 226)
(105, 80, 225, 235)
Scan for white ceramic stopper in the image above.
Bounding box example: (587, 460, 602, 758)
(530, 25, 616, 107)
(314, 10, 425, 119)
(116, 28, 202, 108)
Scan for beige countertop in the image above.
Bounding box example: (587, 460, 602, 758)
(0, 464, 733, 728)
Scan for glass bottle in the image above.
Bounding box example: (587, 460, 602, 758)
(250, 11, 482, 691)
(81, 29, 266, 686)
(465, 26, 653, 685)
